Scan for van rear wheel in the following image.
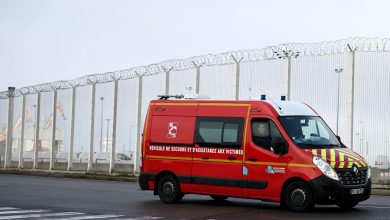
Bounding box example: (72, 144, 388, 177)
(157, 175, 183, 203)
(210, 195, 228, 202)
(284, 181, 314, 212)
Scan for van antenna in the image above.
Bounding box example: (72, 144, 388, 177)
(259, 89, 282, 110)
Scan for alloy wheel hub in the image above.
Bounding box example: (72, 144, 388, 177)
(291, 189, 306, 206)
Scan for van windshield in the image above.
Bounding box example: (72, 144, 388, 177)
(279, 116, 341, 149)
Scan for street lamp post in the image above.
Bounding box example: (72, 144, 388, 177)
(99, 97, 104, 152)
(358, 121, 364, 154)
(105, 118, 111, 152)
(334, 68, 343, 135)
(33, 104, 37, 151)
(355, 133, 364, 154)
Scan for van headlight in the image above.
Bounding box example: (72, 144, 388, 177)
(313, 156, 339, 181)
(367, 167, 371, 179)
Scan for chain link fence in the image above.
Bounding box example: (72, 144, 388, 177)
(1, 37, 390, 184)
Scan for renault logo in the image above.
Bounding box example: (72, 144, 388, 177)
(353, 166, 359, 176)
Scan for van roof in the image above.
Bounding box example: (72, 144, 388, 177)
(151, 99, 318, 117)
(264, 100, 318, 116)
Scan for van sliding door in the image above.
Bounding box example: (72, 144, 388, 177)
(192, 116, 244, 196)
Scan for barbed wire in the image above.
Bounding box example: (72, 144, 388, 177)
(1, 37, 389, 99)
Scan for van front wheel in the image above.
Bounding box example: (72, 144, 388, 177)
(284, 181, 314, 212)
(157, 175, 183, 203)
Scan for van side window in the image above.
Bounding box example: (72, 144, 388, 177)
(195, 117, 244, 148)
(252, 119, 285, 152)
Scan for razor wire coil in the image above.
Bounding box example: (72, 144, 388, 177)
(1, 37, 390, 99)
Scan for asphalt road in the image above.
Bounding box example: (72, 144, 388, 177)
(1, 174, 390, 220)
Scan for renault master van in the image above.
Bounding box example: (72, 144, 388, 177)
(139, 96, 371, 211)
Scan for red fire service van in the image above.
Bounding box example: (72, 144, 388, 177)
(139, 95, 371, 211)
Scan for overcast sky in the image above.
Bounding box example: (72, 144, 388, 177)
(0, 0, 389, 91)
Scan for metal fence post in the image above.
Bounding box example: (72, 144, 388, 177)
(18, 94, 26, 169)
(109, 79, 119, 174)
(347, 44, 357, 149)
(286, 57, 292, 100)
(193, 62, 203, 94)
(277, 50, 298, 100)
(88, 83, 96, 172)
(134, 74, 143, 175)
(33, 92, 41, 170)
(49, 89, 58, 170)
(68, 87, 76, 171)
(4, 87, 15, 169)
(163, 67, 173, 95)
(232, 56, 243, 100)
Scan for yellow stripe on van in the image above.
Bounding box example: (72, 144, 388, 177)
(147, 155, 243, 164)
(198, 103, 251, 107)
(288, 163, 316, 168)
(330, 149, 336, 167)
(147, 155, 315, 168)
(242, 104, 251, 160)
(337, 148, 367, 168)
(245, 161, 316, 168)
(312, 149, 318, 155)
(193, 158, 242, 164)
(142, 105, 152, 158)
(347, 162, 354, 168)
(355, 161, 362, 168)
(350, 150, 365, 161)
(321, 149, 327, 161)
(154, 103, 198, 106)
(146, 155, 193, 161)
(354, 159, 367, 167)
(339, 152, 345, 168)
(338, 148, 364, 161)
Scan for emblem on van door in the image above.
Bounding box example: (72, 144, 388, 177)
(266, 165, 275, 174)
(167, 122, 178, 138)
(266, 165, 285, 174)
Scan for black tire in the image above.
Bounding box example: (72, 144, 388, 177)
(210, 195, 228, 202)
(157, 175, 183, 203)
(284, 181, 315, 212)
(336, 201, 359, 210)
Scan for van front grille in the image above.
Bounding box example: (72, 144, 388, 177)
(336, 169, 367, 186)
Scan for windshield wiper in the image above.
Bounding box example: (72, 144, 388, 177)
(295, 143, 323, 149)
(323, 144, 342, 148)
(296, 143, 340, 149)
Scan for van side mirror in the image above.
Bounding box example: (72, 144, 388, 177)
(336, 136, 346, 147)
(271, 137, 288, 155)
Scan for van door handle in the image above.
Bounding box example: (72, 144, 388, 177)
(201, 157, 209, 160)
(155, 107, 165, 111)
(227, 155, 237, 160)
(248, 157, 258, 162)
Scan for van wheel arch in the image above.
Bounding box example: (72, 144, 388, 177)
(281, 177, 316, 208)
(154, 170, 177, 195)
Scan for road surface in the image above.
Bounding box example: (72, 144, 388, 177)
(0, 174, 389, 219)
